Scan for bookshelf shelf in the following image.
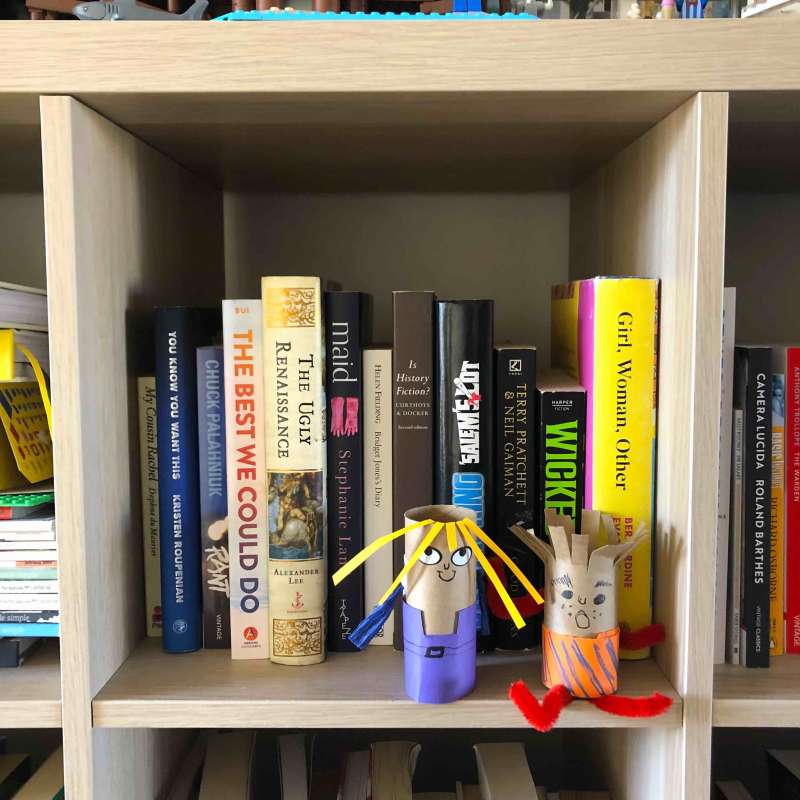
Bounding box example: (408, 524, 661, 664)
(714, 659, 800, 728)
(0, 640, 61, 729)
(92, 638, 681, 730)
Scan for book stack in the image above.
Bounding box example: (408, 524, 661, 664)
(0, 281, 49, 381)
(0, 491, 58, 652)
(0, 746, 63, 799)
(142, 275, 660, 662)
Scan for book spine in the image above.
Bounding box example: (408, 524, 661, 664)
(0, 594, 59, 610)
(0, 622, 59, 637)
(550, 282, 581, 382)
(363, 347, 394, 645)
(155, 307, 218, 653)
(787, 347, 800, 654)
(538, 388, 586, 535)
(392, 291, 435, 650)
(325, 292, 365, 652)
(0, 610, 59, 623)
(770, 366, 785, 655)
(582, 278, 659, 659)
(435, 299, 494, 649)
(0, 554, 57, 566)
(223, 300, 270, 660)
(0, 568, 57, 580)
(726, 408, 744, 665)
(714, 288, 736, 664)
(137, 376, 162, 638)
(0, 580, 58, 593)
(736, 347, 771, 667)
(262, 277, 327, 665)
(197, 346, 229, 649)
(493, 347, 540, 651)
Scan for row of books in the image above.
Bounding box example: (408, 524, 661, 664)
(0, 744, 63, 799)
(715, 288, 800, 666)
(160, 731, 610, 800)
(715, 748, 800, 799)
(142, 275, 659, 662)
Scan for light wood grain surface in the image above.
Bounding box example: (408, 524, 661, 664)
(41, 95, 224, 799)
(1, 21, 800, 95)
(0, 639, 61, 728)
(714, 658, 800, 727)
(92, 638, 681, 730)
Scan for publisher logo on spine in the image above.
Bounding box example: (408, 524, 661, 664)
(172, 619, 188, 635)
(243, 626, 259, 642)
(509, 359, 523, 375)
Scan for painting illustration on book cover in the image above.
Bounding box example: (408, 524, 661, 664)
(268, 471, 324, 560)
(330, 396, 359, 436)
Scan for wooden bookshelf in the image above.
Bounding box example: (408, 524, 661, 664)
(93, 639, 681, 730)
(714, 658, 800, 727)
(0, 18, 796, 800)
(0, 640, 61, 729)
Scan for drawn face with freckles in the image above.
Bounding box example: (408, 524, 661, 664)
(547, 561, 616, 638)
(403, 505, 477, 635)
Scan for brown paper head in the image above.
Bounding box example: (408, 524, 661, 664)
(403, 505, 477, 635)
(510, 516, 649, 638)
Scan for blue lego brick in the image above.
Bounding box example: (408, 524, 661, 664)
(215, 10, 540, 19)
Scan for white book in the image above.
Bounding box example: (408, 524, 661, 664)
(0, 593, 59, 610)
(279, 734, 308, 800)
(715, 288, 736, 664)
(473, 743, 537, 800)
(0, 540, 55, 550)
(0, 529, 55, 542)
(0, 579, 57, 593)
(224, 300, 269, 660)
(727, 408, 744, 665)
(137, 376, 162, 638)
(0, 550, 57, 563)
(0, 516, 55, 533)
(363, 347, 394, 645)
(338, 750, 370, 800)
(0, 282, 47, 330)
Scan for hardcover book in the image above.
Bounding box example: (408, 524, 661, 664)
(137, 376, 162, 638)
(392, 291, 435, 650)
(493, 345, 540, 650)
(363, 346, 394, 645)
(770, 349, 786, 656)
(262, 277, 327, 665)
(0, 622, 58, 637)
(787, 347, 800, 654)
(733, 345, 772, 668)
(435, 299, 494, 649)
(551, 278, 659, 659)
(726, 408, 744, 665)
(325, 291, 365, 652)
(197, 346, 229, 650)
(223, 300, 269, 660)
(155, 306, 220, 653)
(714, 288, 736, 664)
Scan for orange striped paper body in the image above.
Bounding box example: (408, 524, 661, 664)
(542, 626, 620, 699)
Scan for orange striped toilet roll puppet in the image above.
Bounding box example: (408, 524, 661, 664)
(507, 509, 671, 731)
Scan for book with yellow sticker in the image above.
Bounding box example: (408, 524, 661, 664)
(551, 277, 659, 659)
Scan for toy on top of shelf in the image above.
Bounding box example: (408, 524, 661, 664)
(332, 504, 544, 704)
(72, 0, 208, 19)
(507, 509, 672, 732)
(675, 0, 709, 14)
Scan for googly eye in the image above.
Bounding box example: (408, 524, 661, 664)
(594, 593, 606, 605)
(561, 589, 574, 600)
(418, 546, 442, 566)
(451, 546, 472, 567)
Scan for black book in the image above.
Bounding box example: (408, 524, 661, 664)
(325, 291, 366, 652)
(733, 345, 772, 668)
(392, 291, 435, 651)
(0, 637, 41, 668)
(435, 299, 494, 650)
(537, 369, 586, 536)
(768, 750, 800, 799)
(493, 345, 540, 650)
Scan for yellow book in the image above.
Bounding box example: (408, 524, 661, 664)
(552, 277, 659, 659)
(770, 358, 786, 656)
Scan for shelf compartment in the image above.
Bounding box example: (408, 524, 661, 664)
(93, 638, 681, 730)
(714, 658, 800, 728)
(0, 639, 61, 729)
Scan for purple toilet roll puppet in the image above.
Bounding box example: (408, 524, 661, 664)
(507, 509, 672, 731)
(331, 504, 544, 704)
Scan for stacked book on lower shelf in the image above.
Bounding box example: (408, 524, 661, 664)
(0, 745, 63, 799)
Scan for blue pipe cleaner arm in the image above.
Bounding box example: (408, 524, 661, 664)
(348, 585, 404, 650)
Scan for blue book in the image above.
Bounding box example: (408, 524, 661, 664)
(0, 623, 59, 637)
(197, 346, 229, 649)
(155, 307, 220, 653)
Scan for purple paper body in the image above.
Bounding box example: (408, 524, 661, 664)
(402, 601, 477, 703)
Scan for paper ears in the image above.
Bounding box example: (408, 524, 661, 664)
(509, 509, 649, 573)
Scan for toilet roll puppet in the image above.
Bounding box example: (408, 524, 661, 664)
(331, 505, 544, 704)
(507, 509, 671, 731)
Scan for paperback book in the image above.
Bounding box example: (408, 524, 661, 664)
(787, 347, 800, 654)
(223, 300, 269, 660)
(263, 277, 327, 665)
(770, 349, 786, 656)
